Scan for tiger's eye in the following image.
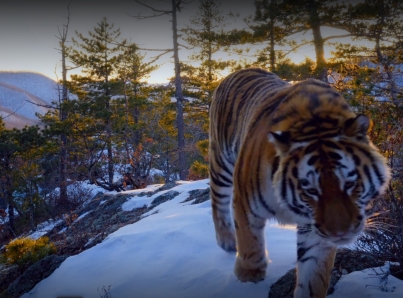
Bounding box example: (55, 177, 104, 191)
(300, 179, 309, 187)
(307, 188, 318, 195)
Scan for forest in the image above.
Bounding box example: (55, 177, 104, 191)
(0, 0, 403, 276)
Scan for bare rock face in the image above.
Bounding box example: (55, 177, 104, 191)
(268, 248, 384, 298)
(0, 264, 20, 294)
(3, 255, 67, 298)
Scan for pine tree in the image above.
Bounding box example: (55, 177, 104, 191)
(245, 0, 291, 71)
(68, 17, 123, 185)
(0, 126, 49, 236)
(248, 0, 352, 79)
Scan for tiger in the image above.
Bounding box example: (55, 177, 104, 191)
(209, 68, 391, 298)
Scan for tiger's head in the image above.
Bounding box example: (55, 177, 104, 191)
(269, 114, 391, 245)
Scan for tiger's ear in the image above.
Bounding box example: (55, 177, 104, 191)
(268, 131, 290, 153)
(343, 114, 371, 139)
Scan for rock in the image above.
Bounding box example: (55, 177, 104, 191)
(182, 188, 210, 204)
(0, 264, 19, 294)
(156, 182, 176, 192)
(150, 190, 180, 208)
(3, 255, 67, 298)
(268, 268, 295, 298)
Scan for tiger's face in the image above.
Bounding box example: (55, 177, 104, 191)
(270, 115, 390, 245)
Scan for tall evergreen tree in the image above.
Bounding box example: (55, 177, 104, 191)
(182, 0, 232, 103)
(245, 0, 290, 71)
(68, 17, 123, 185)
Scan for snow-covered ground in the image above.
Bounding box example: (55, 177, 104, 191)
(21, 180, 403, 298)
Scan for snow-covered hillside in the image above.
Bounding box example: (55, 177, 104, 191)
(0, 71, 59, 128)
(20, 180, 403, 298)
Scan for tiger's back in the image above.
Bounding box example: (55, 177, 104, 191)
(209, 68, 390, 298)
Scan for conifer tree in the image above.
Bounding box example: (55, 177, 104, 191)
(68, 17, 123, 185)
(244, 0, 290, 71)
(181, 0, 232, 104)
(113, 42, 159, 183)
(248, 0, 352, 79)
(0, 126, 49, 235)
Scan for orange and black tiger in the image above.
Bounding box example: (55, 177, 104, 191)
(209, 68, 391, 298)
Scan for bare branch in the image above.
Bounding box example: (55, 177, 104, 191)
(147, 50, 173, 64)
(137, 47, 173, 52)
(322, 34, 353, 42)
(129, 0, 172, 20)
(25, 99, 57, 110)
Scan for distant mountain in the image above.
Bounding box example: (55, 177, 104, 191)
(0, 71, 60, 129)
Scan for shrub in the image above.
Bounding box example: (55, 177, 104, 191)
(187, 160, 209, 180)
(4, 236, 56, 268)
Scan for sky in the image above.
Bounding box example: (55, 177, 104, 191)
(1, 0, 363, 84)
(17, 178, 403, 298)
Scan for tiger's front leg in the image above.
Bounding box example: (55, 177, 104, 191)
(233, 193, 268, 283)
(294, 225, 336, 298)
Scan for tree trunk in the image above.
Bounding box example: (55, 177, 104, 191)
(58, 5, 70, 206)
(307, 0, 327, 80)
(172, 0, 187, 180)
(5, 176, 16, 237)
(59, 40, 68, 205)
(269, 15, 275, 72)
(105, 48, 114, 185)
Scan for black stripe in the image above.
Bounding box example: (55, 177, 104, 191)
(217, 172, 232, 185)
(271, 156, 279, 179)
(322, 140, 342, 150)
(215, 154, 233, 176)
(328, 151, 342, 160)
(210, 168, 232, 188)
(256, 157, 276, 215)
(372, 163, 385, 185)
(356, 146, 375, 162)
(299, 256, 318, 263)
(297, 243, 318, 261)
(295, 131, 341, 142)
(281, 161, 289, 199)
(210, 187, 229, 199)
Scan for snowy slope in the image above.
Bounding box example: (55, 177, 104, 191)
(0, 71, 59, 103)
(21, 180, 403, 298)
(0, 71, 59, 128)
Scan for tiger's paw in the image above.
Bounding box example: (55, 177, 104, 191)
(234, 256, 267, 283)
(216, 229, 237, 252)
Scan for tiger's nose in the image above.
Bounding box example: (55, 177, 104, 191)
(328, 230, 348, 237)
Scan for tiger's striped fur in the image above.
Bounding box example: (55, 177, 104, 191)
(209, 68, 391, 298)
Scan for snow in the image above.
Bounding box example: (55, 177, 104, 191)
(21, 179, 403, 298)
(26, 219, 63, 240)
(74, 211, 92, 223)
(329, 264, 401, 298)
